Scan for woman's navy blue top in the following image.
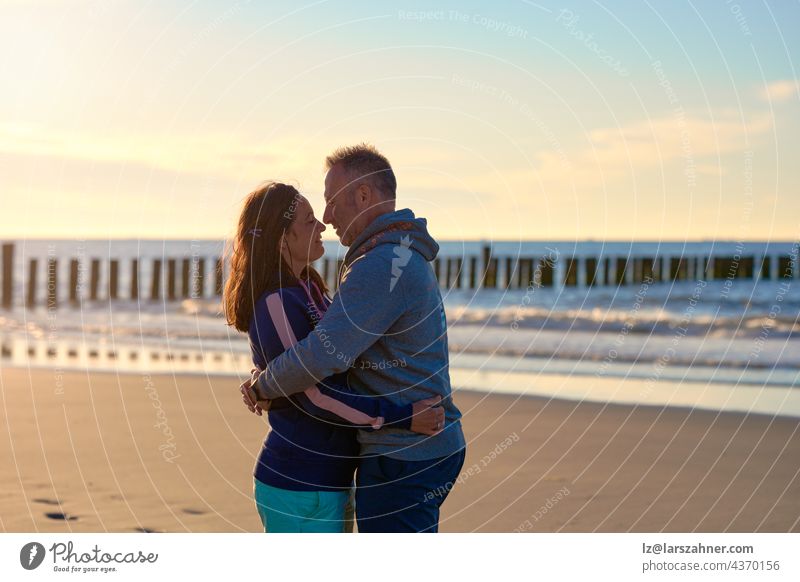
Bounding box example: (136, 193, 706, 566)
(248, 279, 413, 491)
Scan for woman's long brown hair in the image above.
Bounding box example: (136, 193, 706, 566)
(224, 182, 328, 333)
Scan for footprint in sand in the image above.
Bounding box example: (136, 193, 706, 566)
(45, 512, 78, 521)
(133, 527, 159, 533)
(181, 508, 206, 516)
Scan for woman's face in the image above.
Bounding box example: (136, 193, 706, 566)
(283, 195, 326, 265)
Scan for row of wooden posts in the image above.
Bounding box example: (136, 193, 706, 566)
(1, 242, 796, 309)
(0, 243, 224, 308)
(442, 251, 797, 290)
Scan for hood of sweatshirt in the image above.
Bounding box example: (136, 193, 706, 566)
(344, 208, 439, 264)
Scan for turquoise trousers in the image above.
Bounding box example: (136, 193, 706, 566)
(254, 479, 355, 533)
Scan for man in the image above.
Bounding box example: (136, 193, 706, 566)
(247, 143, 466, 532)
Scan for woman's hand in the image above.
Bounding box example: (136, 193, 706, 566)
(410, 395, 445, 435)
(240, 367, 269, 416)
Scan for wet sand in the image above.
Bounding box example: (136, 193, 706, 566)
(1, 367, 798, 532)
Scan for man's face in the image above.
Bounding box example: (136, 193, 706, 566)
(323, 164, 362, 246)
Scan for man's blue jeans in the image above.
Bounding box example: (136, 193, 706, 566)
(355, 448, 466, 533)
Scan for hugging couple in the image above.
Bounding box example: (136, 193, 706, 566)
(227, 144, 466, 533)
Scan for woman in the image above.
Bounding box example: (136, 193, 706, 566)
(224, 182, 442, 533)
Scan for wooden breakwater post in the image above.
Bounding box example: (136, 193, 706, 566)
(215, 257, 224, 296)
(586, 257, 597, 286)
(467, 256, 477, 288)
(519, 258, 534, 288)
(453, 257, 463, 288)
(503, 257, 516, 288)
(47, 258, 58, 308)
(2, 243, 13, 309)
(481, 245, 498, 288)
(69, 259, 80, 304)
(109, 259, 119, 300)
(181, 258, 191, 299)
(27, 259, 38, 307)
(131, 259, 139, 300)
(193, 257, 205, 298)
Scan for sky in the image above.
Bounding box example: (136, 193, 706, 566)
(1, 0, 799, 242)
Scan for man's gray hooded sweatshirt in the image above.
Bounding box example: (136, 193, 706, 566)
(255, 208, 465, 461)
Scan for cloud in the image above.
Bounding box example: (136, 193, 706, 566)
(357, 110, 771, 204)
(759, 80, 800, 103)
(533, 111, 773, 187)
(0, 123, 314, 183)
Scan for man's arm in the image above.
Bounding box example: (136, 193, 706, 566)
(253, 253, 405, 400)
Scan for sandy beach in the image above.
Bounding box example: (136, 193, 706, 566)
(1, 367, 798, 533)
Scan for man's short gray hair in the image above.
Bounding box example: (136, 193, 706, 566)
(325, 143, 396, 199)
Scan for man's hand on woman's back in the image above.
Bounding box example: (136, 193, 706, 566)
(410, 396, 444, 436)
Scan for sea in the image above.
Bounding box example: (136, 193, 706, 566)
(1, 239, 798, 418)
